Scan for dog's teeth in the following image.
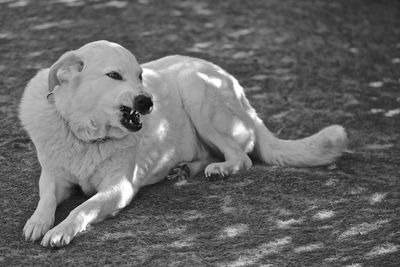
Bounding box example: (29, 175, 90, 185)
(129, 110, 134, 115)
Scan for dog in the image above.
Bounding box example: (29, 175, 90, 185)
(19, 40, 348, 247)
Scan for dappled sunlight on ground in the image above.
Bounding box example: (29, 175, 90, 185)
(1, 0, 399, 265)
(169, 234, 198, 248)
(219, 224, 248, 239)
(293, 242, 324, 253)
(338, 219, 389, 240)
(30, 20, 74, 31)
(365, 243, 399, 259)
(276, 218, 304, 229)
(313, 210, 335, 220)
(222, 237, 292, 267)
(368, 192, 387, 205)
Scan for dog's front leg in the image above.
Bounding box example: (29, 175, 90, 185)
(24, 168, 72, 242)
(41, 175, 137, 247)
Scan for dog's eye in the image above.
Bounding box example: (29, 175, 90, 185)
(106, 71, 123, 81)
(139, 72, 143, 81)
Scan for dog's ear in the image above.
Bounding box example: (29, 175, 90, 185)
(48, 52, 84, 93)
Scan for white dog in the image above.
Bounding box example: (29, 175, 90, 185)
(19, 40, 348, 247)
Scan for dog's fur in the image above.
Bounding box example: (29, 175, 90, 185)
(20, 41, 348, 247)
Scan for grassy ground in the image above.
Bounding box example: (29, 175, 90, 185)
(1, 0, 399, 266)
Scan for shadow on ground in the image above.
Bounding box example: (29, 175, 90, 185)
(0, 0, 399, 266)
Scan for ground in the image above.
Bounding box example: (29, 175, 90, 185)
(0, 0, 399, 266)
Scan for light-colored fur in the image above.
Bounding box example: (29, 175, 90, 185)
(20, 41, 348, 247)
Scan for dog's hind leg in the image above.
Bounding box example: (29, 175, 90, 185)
(202, 138, 252, 178)
(177, 70, 253, 177)
(188, 122, 252, 177)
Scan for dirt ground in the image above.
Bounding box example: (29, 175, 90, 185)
(0, 0, 399, 266)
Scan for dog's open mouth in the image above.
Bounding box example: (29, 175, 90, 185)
(120, 105, 143, 132)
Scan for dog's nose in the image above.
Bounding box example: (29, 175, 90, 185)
(133, 93, 153, 115)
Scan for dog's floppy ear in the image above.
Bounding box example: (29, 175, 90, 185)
(48, 51, 84, 93)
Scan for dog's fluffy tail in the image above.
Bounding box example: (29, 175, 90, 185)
(253, 119, 348, 167)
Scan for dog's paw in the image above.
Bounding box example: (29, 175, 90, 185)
(41, 220, 80, 247)
(204, 163, 229, 178)
(166, 163, 190, 181)
(23, 213, 54, 242)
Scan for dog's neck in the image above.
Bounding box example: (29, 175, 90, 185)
(48, 92, 112, 145)
(62, 115, 112, 144)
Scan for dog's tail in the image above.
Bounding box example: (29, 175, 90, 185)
(253, 118, 348, 167)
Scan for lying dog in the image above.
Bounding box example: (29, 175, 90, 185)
(19, 40, 347, 247)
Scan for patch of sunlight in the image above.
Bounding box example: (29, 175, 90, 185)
(365, 243, 399, 258)
(27, 51, 44, 58)
(204, 195, 220, 199)
(31, 20, 73, 30)
(219, 224, 249, 239)
(182, 210, 204, 221)
(196, 72, 223, 88)
(7, 0, 29, 8)
(348, 185, 367, 195)
(156, 119, 169, 140)
(324, 255, 348, 263)
(232, 51, 254, 60)
(365, 143, 394, 150)
(232, 119, 250, 141)
(277, 208, 293, 216)
(163, 225, 187, 236)
(221, 195, 236, 214)
(345, 264, 362, 267)
(174, 179, 188, 187)
(93, 0, 128, 8)
(55, 0, 84, 6)
(222, 237, 292, 267)
(324, 178, 339, 186)
(318, 225, 334, 230)
(369, 192, 387, 205)
(294, 242, 324, 253)
(0, 32, 14, 39)
(368, 81, 384, 88)
(384, 108, 400, 117)
(313, 210, 335, 220)
(370, 108, 385, 114)
(150, 148, 176, 176)
(169, 235, 197, 248)
(232, 77, 245, 100)
(276, 218, 303, 229)
(338, 219, 389, 240)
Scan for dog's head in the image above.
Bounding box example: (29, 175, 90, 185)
(48, 40, 153, 142)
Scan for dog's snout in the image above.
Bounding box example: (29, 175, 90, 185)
(133, 94, 153, 115)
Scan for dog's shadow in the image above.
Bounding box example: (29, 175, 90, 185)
(53, 180, 172, 226)
(53, 187, 87, 225)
